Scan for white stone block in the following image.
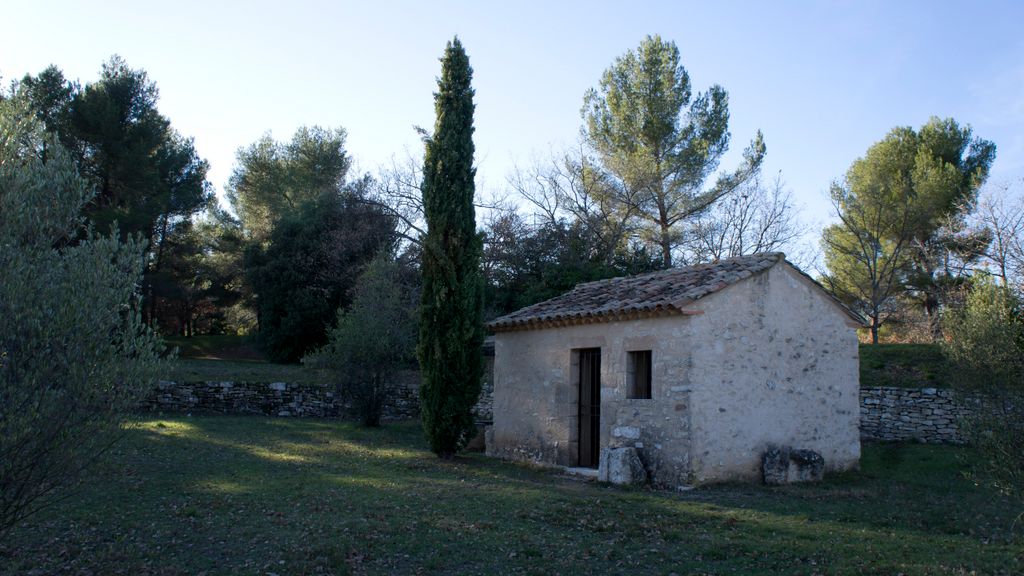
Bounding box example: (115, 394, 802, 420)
(612, 426, 641, 439)
(598, 447, 647, 485)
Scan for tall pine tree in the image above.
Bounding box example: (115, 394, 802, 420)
(418, 38, 485, 458)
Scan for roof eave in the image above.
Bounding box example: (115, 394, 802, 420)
(488, 306, 702, 333)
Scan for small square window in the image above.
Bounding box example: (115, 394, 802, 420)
(627, 350, 652, 399)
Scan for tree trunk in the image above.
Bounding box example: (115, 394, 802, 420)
(923, 292, 942, 342)
(147, 214, 171, 329)
(660, 226, 673, 268)
(143, 283, 152, 328)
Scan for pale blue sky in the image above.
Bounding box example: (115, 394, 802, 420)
(3, 0, 1022, 232)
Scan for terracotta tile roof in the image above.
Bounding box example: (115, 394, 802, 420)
(488, 252, 788, 332)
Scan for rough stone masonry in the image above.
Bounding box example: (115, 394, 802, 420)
(143, 358, 495, 425)
(859, 386, 972, 444)
(146, 368, 966, 447)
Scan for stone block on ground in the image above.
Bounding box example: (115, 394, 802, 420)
(762, 447, 789, 485)
(484, 426, 495, 457)
(788, 449, 824, 482)
(763, 446, 825, 485)
(598, 447, 647, 485)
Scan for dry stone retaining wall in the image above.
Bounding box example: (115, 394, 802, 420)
(141, 369, 423, 420)
(145, 366, 964, 445)
(859, 386, 971, 443)
(143, 359, 496, 423)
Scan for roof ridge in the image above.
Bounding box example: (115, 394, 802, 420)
(574, 252, 784, 288)
(488, 252, 788, 332)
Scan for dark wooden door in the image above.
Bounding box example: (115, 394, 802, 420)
(578, 348, 601, 468)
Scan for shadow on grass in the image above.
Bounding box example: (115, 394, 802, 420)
(144, 416, 1024, 540)
(6, 415, 1022, 575)
(131, 416, 1019, 535)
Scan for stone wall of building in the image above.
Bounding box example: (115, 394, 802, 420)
(473, 355, 495, 423)
(488, 264, 863, 487)
(859, 386, 971, 443)
(146, 354, 967, 449)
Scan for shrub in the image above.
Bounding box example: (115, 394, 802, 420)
(0, 101, 164, 533)
(943, 277, 1024, 385)
(304, 255, 416, 426)
(943, 277, 1024, 497)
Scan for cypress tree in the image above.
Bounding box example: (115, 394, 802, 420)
(418, 38, 485, 458)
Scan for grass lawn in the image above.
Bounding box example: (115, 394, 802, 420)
(164, 335, 264, 361)
(162, 335, 331, 386)
(168, 358, 327, 386)
(4, 417, 1021, 575)
(859, 343, 955, 388)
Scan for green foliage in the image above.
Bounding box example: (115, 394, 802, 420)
(226, 126, 357, 345)
(899, 119, 995, 335)
(227, 126, 351, 243)
(943, 277, 1024, 497)
(944, 277, 1024, 387)
(17, 65, 75, 149)
(957, 395, 1024, 500)
(192, 208, 254, 335)
(483, 212, 661, 318)
(305, 255, 417, 426)
(246, 193, 395, 363)
(0, 103, 164, 533)
(16, 58, 213, 333)
(149, 206, 248, 335)
(821, 210, 907, 343)
(582, 35, 766, 266)
(822, 118, 996, 343)
(417, 38, 485, 457)
(20, 57, 212, 243)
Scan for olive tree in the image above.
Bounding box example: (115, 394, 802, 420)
(943, 277, 1024, 498)
(0, 101, 164, 534)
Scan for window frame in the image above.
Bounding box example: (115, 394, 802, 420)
(626, 349, 652, 400)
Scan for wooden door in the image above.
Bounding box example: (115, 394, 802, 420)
(578, 348, 601, 468)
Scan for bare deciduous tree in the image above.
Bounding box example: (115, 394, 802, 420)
(975, 183, 1024, 291)
(682, 172, 802, 264)
(508, 145, 640, 266)
(372, 151, 428, 245)
(370, 149, 512, 252)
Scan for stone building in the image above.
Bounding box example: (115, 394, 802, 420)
(485, 253, 863, 486)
